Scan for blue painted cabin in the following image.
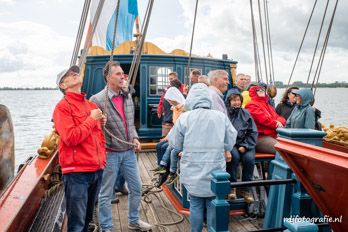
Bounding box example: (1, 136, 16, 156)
(82, 54, 237, 139)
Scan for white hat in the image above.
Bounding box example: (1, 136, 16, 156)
(56, 65, 80, 91)
(164, 87, 185, 105)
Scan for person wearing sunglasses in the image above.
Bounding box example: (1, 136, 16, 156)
(245, 85, 286, 154)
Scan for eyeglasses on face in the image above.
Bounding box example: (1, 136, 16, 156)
(67, 72, 79, 77)
(256, 88, 265, 92)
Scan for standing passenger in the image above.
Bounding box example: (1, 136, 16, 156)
(169, 83, 237, 232)
(53, 65, 106, 232)
(190, 69, 202, 85)
(90, 61, 152, 232)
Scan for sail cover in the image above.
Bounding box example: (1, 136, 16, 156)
(90, 0, 138, 50)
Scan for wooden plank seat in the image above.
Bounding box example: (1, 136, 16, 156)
(255, 152, 275, 162)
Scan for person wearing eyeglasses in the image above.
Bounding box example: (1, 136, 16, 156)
(53, 65, 107, 232)
(245, 85, 286, 154)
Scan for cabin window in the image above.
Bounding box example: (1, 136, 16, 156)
(185, 67, 203, 85)
(149, 66, 173, 96)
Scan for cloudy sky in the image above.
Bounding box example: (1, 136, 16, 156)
(0, 0, 347, 87)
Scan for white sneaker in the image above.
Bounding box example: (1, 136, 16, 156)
(128, 220, 153, 231)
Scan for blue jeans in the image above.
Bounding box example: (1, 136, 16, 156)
(189, 195, 214, 232)
(160, 146, 180, 173)
(114, 169, 125, 192)
(63, 170, 103, 232)
(156, 140, 169, 165)
(160, 145, 172, 166)
(230, 147, 255, 184)
(98, 150, 142, 230)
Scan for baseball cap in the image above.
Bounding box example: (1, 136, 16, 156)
(56, 65, 80, 90)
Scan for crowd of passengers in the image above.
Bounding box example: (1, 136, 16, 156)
(53, 62, 321, 232)
(152, 69, 321, 231)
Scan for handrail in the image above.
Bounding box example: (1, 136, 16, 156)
(230, 179, 297, 188)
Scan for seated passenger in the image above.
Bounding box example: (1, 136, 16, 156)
(225, 89, 258, 203)
(241, 84, 256, 108)
(245, 86, 286, 154)
(152, 87, 185, 185)
(275, 87, 299, 120)
(169, 83, 237, 232)
(286, 89, 316, 129)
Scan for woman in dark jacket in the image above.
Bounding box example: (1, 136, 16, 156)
(275, 87, 299, 120)
(225, 88, 258, 203)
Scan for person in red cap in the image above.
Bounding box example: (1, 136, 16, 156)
(53, 65, 107, 232)
(245, 85, 286, 154)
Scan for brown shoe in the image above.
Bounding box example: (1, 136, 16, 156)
(228, 188, 236, 200)
(241, 190, 254, 204)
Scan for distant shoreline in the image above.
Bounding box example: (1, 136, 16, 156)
(1, 80, 348, 90)
(0, 87, 58, 90)
(1, 86, 348, 90)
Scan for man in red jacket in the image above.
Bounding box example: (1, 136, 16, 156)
(53, 65, 106, 232)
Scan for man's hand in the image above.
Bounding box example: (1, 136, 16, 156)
(238, 146, 246, 154)
(100, 114, 107, 127)
(160, 136, 168, 142)
(224, 151, 232, 162)
(157, 113, 162, 118)
(133, 138, 141, 152)
(90, 109, 103, 120)
(178, 152, 183, 157)
(276, 120, 284, 128)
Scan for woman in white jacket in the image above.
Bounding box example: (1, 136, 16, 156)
(169, 83, 237, 232)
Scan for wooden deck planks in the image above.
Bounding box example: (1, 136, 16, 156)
(110, 151, 262, 232)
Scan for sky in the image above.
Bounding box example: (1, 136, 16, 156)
(0, 0, 347, 87)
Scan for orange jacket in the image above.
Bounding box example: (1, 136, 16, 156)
(53, 92, 106, 174)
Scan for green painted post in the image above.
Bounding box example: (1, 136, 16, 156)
(264, 129, 327, 229)
(284, 219, 318, 232)
(210, 170, 231, 232)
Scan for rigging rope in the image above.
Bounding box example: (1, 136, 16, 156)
(129, 0, 155, 88)
(249, 0, 262, 83)
(78, 0, 106, 69)
(70, 0, 91, 66)
(306, 0, 330, 85)
(187, 0, 199, 86)
(257, 0, 269, 85)
(109, 0, 121, 61)
(312, 0, 339, 95)
(287, 0, 318, 86)
(264, 0, 275, 84)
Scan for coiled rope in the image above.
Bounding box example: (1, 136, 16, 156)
(141, 177, 184, 231)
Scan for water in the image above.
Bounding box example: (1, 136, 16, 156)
(0, 88, 347, 168)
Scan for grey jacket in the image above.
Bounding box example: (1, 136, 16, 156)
(208, 86, 227, 115)
(90, 87, 138, 152)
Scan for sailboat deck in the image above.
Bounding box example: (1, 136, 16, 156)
(111, 151, 263, 232)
